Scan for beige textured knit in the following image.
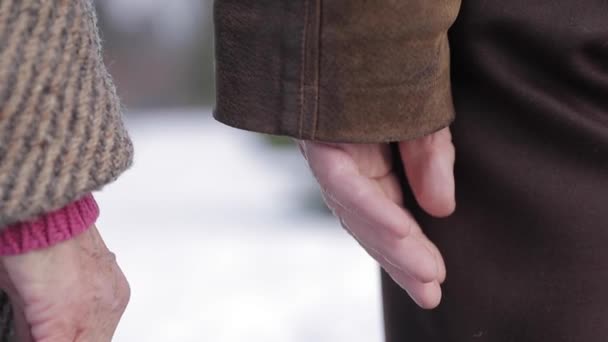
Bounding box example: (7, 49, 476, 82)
(0, 0, 133, 227)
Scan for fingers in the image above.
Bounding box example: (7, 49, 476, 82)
(337, 212, 443, 308)
(375, 163, 446, 282)
(425, 237, 447, 284)
(333, 202, 440, 283)
(300, 140, 447, 308)
(368, 247, 442, 309)
(399, 127, 456, 218)
(385, 267, 443, 310)
(303, 142, 411, 239)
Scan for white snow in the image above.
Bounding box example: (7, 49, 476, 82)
(95, 110, 384, 342)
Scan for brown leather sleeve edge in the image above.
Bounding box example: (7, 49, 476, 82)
(213, 0, 458, 144)
(213, 30, 456, 143)
(213, 63, 456, 143)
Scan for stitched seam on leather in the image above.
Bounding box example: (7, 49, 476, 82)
(298, 0, 309, 138)
(311, 0, 321, 140)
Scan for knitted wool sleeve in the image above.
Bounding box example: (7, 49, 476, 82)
(0, 194, 99, 256)
(0, 0, 133, 227)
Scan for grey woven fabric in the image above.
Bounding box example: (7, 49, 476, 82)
(0, 0, 133, 227)
(0, 0, 134, 338)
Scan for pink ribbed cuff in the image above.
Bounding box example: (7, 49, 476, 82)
(0, 194, 99, 256)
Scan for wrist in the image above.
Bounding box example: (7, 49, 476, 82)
(0, 195, 99, 256)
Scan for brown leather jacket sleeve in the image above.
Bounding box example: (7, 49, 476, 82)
(214, 0, 461, 143)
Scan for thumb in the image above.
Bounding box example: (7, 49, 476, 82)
(399, 127, 456, 217)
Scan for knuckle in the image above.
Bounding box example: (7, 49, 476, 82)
(323, 161, 348, 188)
(429, 130, 455, 154)
(350, 185, 371, 205)
(97, 254, 131, 314)
(113, 270, 131, 313)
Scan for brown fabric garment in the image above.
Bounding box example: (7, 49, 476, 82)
(383, 1, 608, 341)
(0, 0, 133, 227)
(215, 1, 608, 340)
(214, 0, 461, 143)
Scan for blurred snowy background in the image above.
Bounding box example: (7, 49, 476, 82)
(93, 2, 383, 341)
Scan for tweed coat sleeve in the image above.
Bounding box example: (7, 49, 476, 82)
(214, 0, 462, 143)
(0, 0, 133, 227)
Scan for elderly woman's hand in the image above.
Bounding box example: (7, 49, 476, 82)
(0, 225, 130, 341)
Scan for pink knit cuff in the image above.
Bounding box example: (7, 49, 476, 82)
(0, 194, 99, 256)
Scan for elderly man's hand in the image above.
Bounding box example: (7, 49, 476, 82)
(0, 225, 130, 341)
(298, 128, 456, 309)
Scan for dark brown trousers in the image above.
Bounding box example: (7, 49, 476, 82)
(383, 1, 608, 341)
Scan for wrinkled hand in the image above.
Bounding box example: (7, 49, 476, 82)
(0, 225, 130, 341)
(298, 128, 455, 309)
